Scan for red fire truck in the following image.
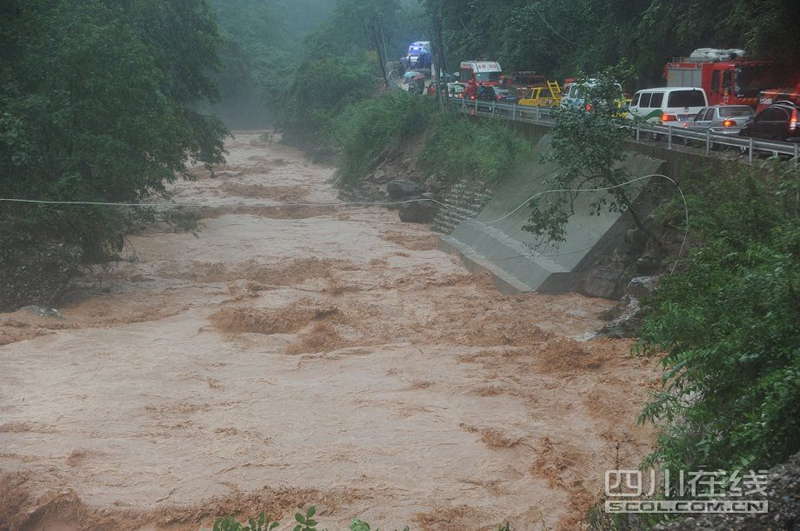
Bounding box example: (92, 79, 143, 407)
(664, 48, 794, 108)
(459, 61, 503, 87)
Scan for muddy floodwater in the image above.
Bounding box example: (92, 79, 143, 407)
(0, 132, 659, 530)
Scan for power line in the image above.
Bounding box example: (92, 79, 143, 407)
(0, 173, 689, 273)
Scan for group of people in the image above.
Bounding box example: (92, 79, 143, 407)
(463, 78, 479, 100)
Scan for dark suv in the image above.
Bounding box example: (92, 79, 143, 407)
(740, 101, 800, 142)
(476, 85, 517, 113)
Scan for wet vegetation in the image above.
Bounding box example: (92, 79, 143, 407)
(0, 0, 227, 310)
(277, 0, 425, 154)
(332, 91, 531, 194)
(431, 0, 800, 86)
(639, 162, 800, 473)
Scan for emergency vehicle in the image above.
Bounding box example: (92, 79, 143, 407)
(459, 61, 503, 86)
(664, 48, 793, 107)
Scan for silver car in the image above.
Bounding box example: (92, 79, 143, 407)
(688, 105, 754, 135)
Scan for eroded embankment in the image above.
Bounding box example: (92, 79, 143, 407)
(0, 132, 658, 530)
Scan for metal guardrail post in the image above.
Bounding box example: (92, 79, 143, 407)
(667, 127, 672, 150)
(536, 106, 541, 122)
(705, 129, 711, 155)
(635, 126, 640, 142)
(512, 104, 517, 121)
(748, 137, 754, 164)
(795, 143, 799, 167)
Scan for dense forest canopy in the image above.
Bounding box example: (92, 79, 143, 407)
(0, 0, 226, 297)
(427, 0, 800, 84)
(427, 0, 800, 87)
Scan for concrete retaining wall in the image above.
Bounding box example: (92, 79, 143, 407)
(439, 133, 667, 294)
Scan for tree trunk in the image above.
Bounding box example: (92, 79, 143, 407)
(431, 2, 448, 109)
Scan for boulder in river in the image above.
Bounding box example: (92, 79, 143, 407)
(398, 197, 438, 223)
(387, 179, 423, 200)
(599, 275, 660, 338)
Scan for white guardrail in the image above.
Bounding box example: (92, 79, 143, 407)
(450, 97, 800, 166)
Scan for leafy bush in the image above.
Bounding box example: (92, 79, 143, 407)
(214, 507, 513, 531)
(213, 511, 279, 531)
(639, 164, 800, 473)
(334, 91, 436, 188)
(418, 114, 533, 190)
(331, 92, 531, 193)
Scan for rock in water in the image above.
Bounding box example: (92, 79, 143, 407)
(387, 179, 422, 200)
(626, 275, 659, 300)
(398, 200, 437, 223)
(581, 266, 624, 299)
(599, 276, 660, 338)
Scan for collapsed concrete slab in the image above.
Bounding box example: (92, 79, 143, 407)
(440, 135, 666, 295)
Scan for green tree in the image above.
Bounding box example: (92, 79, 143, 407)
(639, 165, 800, 473)
(521, 64, 650, 245)
(278, 0, 426, 154)
(0, 0, 226, 309)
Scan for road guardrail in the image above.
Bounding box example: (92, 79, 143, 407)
(450, 97, 800, 165)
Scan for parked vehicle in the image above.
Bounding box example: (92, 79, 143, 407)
(403, 71, 427, 94)
(628, 87, 708, 124)
(459, 61, 503, 86)
(757, 86, 800, 112)
(560, 79, 625, 115)
(518, 83, 561, 107)
(490, 87, 517, 104)
(688, 105, 754, 135)
(561, 81, 574, 105)
(740, 101, 800, 142)
(560, 80, 592, 110)
(402, 41, 431, 69)
(447, 82, 465, 99)
(476, 85, 517, 108)
(664, 48, 795, 107)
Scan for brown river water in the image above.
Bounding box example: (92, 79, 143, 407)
(0, 132, 659, 530)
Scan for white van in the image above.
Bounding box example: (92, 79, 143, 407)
(628, 87, 708, 125)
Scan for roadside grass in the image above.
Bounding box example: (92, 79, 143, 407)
(333, 91, 435, 190)
(332, 92, 532, 192)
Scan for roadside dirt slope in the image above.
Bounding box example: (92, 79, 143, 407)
(0, 132, 658, 530)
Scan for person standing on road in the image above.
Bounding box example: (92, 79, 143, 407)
(465, 78, 478, 101)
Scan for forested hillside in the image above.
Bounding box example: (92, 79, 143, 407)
(0, 0, 227, 309)
(278, 0, 426, 153)
(428, 0, 800, 86)
(206, 0, 337, 127)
